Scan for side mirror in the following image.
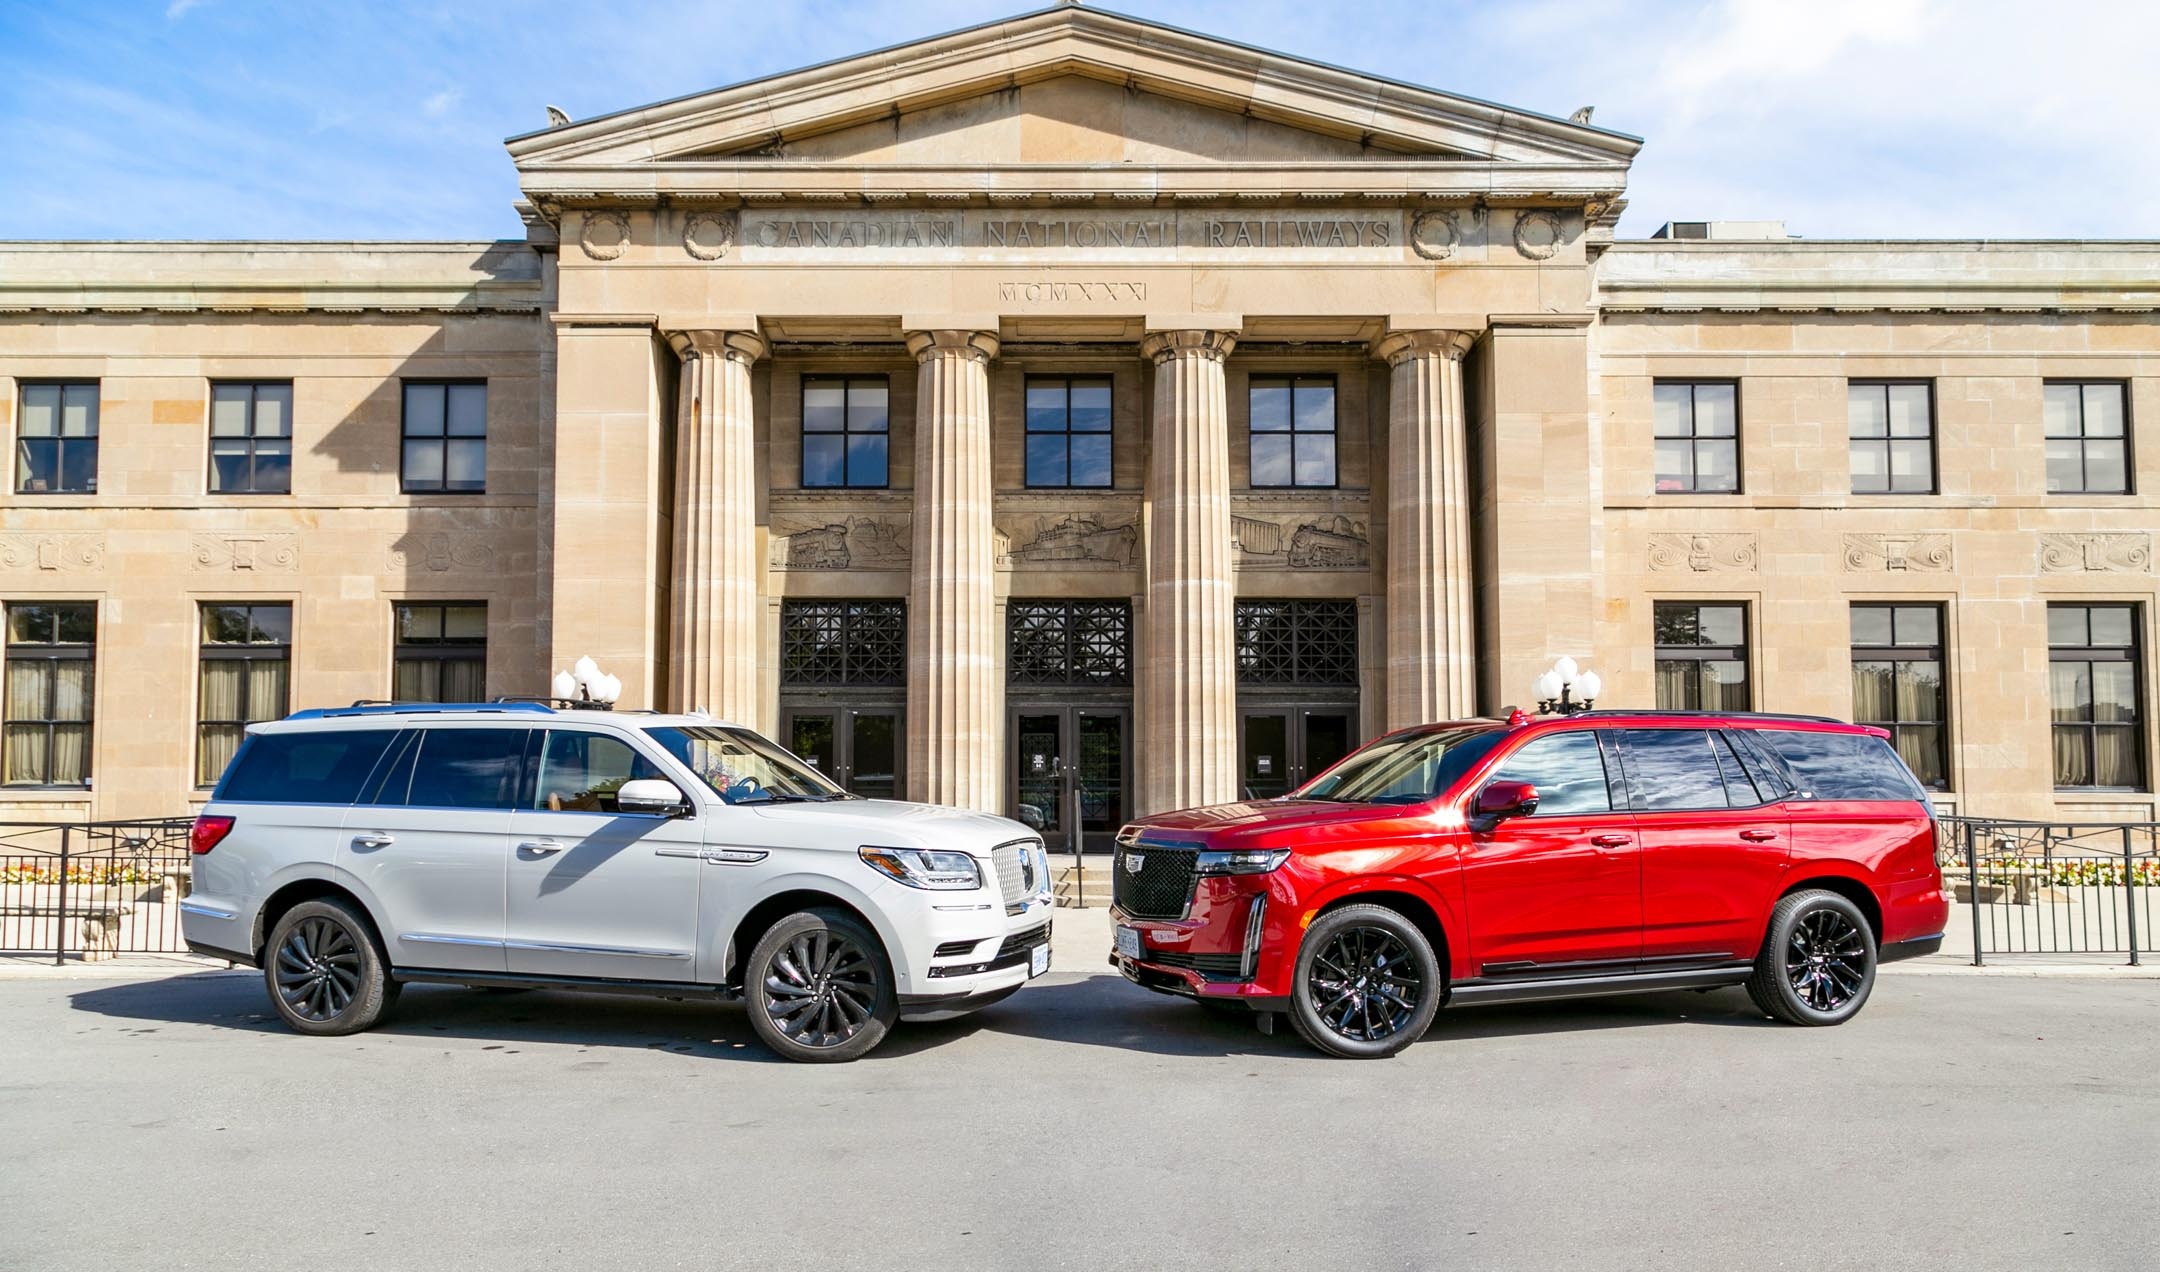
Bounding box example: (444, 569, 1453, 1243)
(1473, 779, 1540, 823)
(617, 778, 691, 817)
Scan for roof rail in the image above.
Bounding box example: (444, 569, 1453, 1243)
(285, 701, 556, 721)
(1559, 708, 1847, 725)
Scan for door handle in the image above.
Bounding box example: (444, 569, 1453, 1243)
(352, 832, 394, 850)
(518, 839, 566, 855)
(1739, 829, 1778, 842)
(1590, 834, 1632, 848)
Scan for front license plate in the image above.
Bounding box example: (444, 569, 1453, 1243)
(1029, 943, 1051, 977)
(1114, 925, 1143, 961)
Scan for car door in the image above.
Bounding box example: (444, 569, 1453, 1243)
(1618, 727, 1791, 960)
(337, 726, 527, 973)
(503, 727, 705, 982)
(1460, 728, 1642, 972)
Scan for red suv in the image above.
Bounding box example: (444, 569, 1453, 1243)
(1109, 711, 1948, 1058)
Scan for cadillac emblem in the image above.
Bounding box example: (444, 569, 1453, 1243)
(1125, 852, 1145, 874)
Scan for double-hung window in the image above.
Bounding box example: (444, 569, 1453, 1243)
(2048, 604, 2144, 789)
(198, 603, 292, 786)
(1024, 377, 1113, 488)
(1249, 376, 1336, 488)
(15, 382, 99, 494)
(3, 603, 95, 786)
(1654, 602, 1751, 711)
(1849, 381, 1935, 494)
(401, 381, 487, 493)
(209, 382, 293, 494)
(1850, 604, 1949, 789)
(802, 377, 889, 488)
(2043, 382, 2130, 494)
(1653, 381, 1739, 493)
(392, 603, 486, 702)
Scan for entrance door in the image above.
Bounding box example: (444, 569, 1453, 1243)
(1010, 705, 1128, 853)
(782, 705, 903, 799)
(1239, 706, 1359, 800)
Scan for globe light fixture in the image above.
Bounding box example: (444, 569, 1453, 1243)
(551, 658, 622, 708)
(1533, 657, 1601, 715)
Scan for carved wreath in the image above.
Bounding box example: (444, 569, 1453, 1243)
(579, 210, 633, 261)
(1409, 210, 1459, 261)
(682, 211, 737, 261)
(1513, 210, 1564, 261)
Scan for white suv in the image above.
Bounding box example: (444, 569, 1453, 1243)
(180, 702, 1054, 1062)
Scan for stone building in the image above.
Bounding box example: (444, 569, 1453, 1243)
(3, 6, 2155, 834)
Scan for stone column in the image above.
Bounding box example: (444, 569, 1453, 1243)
(1374, 328, 1478, 727)
(666, 328, 766, 721)
(1140, 328, 1239, 813)
(903, 328, 1002, 811)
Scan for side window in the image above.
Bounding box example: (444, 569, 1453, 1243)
(1488, 732, 1613, 817)
(1759, 729, 1928, 802)
(1711, 732, 1765, 807)
(401, 728, 526, 809)
(1617, 729, 1731, 812)
(532, 730, 664, 813)
(217, 729, 398, 804)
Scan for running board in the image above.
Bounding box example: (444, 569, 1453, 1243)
(391, 966, 740, 1002)
(1446, 963, 1753, 1008)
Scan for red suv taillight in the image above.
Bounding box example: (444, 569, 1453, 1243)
(190, 814, 234, 855)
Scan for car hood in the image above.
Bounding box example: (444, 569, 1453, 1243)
(749, 797, 1035, 853)
(1128, 798, 1410, 843)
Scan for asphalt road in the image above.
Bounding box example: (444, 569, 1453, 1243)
(3, 965, 2155, 1272)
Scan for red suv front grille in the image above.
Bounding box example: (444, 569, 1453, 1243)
(1113, 842, 1195, 919)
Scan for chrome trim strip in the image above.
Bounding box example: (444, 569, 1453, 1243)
(500, 939, 690, 959)
(652, 847, 703, 858)
(400, 933, 506, 949)
(178, 899, 236, 920)
(1242, 894, 1268, 981)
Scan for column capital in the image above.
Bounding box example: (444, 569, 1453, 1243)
(1140, 328, 1237, 365)
(904, 328, 1000, 363)
(666, 327, 767, 364)
(1370, 328, 1476, 366)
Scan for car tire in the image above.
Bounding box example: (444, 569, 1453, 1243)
(745, 908, 898, 1063)
(1746, 889, 1877, 1026)
(263, 898, 394, 1037)
(1287, 904, 1442, 1059)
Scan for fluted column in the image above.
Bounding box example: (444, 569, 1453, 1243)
(666, 328, 766, 721)
(1374, 328, 1478, 727)
(1140, 328, 1239, 813)
(903, 328, 1002, 811)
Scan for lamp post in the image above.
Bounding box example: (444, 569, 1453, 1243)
(551, 656, 623, 710)
(1531, 656, 1602, 716)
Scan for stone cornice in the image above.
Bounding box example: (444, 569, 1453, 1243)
(1597, 240, 2160, 314)
(0, 241, 546, 315)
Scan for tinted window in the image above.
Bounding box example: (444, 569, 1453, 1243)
(1298, 727, 1505, 805)
(1760, 729, 1928, 802)
(1712, 732, 1765, 806)
(217, 729, 398, 804)
(402, 728, 526, 809)
(533, 731, 665, 813)
(1617, 729, 1731, 812)
(1488, 732, 1613, 816)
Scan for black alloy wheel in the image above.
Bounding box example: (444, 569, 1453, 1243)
(1287, 904, 1442, 1059)
(1746, 888, 1877, 1026)
(745, 908, 898, 1063)
(262, 897, 397, 1037)
(1786, 908, 1869, 1012)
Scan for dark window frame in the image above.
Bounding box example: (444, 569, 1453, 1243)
(391, 602, 487, 703)
(3, 602, 96, 788)
(799, 375, 891, 490)
(2043, 380, 2132, 496)
(1652, 379, 1741, 495)
(1007, 600, 1133, 689)
(780, 599, 907, 688)
(1849, 603, 1950, 790)
(207, 380, 294, 495)
(399, 380, 488, 495)
(1654, 601, 1752, 712)
(2048, 603, 2146, 791)
(1234, 599, 1360, 688)
(14, 380, 100, 495)
(1247, 374, 1339, 490)
(1022, 375, 1115, 489)
(1847, 379, 1938, 496)
(197, 602, 293, 788)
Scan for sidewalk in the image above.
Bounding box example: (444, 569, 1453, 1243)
(0, 951, 244, 979)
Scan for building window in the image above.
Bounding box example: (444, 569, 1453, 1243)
(393, 603, 486, 702)
(198, 602, 292, 786)
(3, 603, 94, 787)
(1850, 604, 1948, 789)
(1008, 601, 1132, 687)
(2044, 382, 2130, 495)
(780, 600, 905, 687)
(802, 377, 889, 488)
(1235, 600, 1359, 687)
(2048, 603, 2144, 789)
(1249, 376, 1336, 488)
(14, 382, 99, 494)
(401, 381, 486, 494)
(1654, 602, 1750, 711)
(208, 382, 294, 494)
(1653, 381, 1739, 493)
(1024, 377, 1113, 488)
(1848, 381, 1935, 494)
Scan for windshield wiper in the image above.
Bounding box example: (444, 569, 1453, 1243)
(730, 791, 828, 805)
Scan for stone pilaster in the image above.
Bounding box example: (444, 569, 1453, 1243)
(1140, 328, 1239, 813)
(1374, 328, 1478, 727)
(665, 328, 766, 722)
(903, 328, 1002, 811)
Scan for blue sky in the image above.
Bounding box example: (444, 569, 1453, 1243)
(1, 0, 2152, 242)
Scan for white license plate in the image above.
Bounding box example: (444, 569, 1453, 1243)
(1114, 924, 1143, 961)
(1029, 943, 1051, 977)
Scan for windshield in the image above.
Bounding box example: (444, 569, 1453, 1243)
(1296, 726, 1505, 805)
(645, 725, 849, 804)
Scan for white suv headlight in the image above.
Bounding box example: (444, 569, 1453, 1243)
(859, 846, 984, 891)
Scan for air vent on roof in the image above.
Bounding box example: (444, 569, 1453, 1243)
(1651, 220, 1789, 241)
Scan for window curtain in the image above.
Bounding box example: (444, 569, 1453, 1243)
(2094, 726, 2140, 789)
(2051, 725, 2090, 788)
(3, 659, 92, 784)
(439, 658, 485, 703)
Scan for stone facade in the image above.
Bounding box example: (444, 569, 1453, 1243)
(1, 7, 2154, 824)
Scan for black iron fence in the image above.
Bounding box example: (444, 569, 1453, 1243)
(1936, 816, 2156, 966)
(0, 818, 197, 962)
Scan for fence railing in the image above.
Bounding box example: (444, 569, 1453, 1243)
(0, 818, 197, 963)
(1936, 816, 2156, 966)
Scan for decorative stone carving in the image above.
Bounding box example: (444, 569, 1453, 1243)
(682, 211, 737, 261)
(578, 210, 632, 261)
(387, 534, 494, 574)
(2040, 532, 2151, 573)
(1409, 210, 1459, 261)
(1513, 209, 1564, 261)
(0, 533, 105, 572)
(192, 533, 298, 572)
(1843, 533, 1954, 573)
(770, 516, 909, 570)
(1647, 532, 1759, 573)
(1000, 513, 1138, 570)
(1233, 514, 1371, 570)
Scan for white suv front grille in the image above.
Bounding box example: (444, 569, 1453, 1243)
(991, 839, 1040, 912)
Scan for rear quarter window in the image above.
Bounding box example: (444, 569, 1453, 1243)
(1758, 729, 1928, 802)
(216, 729, 399, 804)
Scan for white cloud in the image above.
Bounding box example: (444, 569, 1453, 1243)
(164, 0, 203, 18)
(422, 88, 460, 118)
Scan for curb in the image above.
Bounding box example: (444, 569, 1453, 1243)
(1880, 961, 2160, 979)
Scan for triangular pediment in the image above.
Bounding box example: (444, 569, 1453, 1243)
(508, 5, 1639, 174)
